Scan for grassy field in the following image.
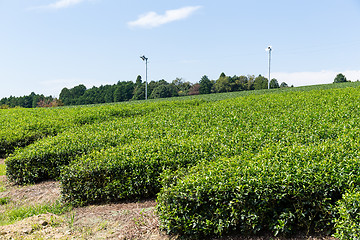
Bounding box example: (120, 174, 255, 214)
(1, 82, 360, 239)
(0, 159, 6, 193)
(0, 163, 5, 176)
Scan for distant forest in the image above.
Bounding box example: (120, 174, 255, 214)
(0, 73, 289, 108)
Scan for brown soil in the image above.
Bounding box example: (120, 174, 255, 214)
(0, 164, 173, 240)
(0, 159, 337, 240)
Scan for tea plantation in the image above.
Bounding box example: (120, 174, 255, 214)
(2, 82, 360, 238)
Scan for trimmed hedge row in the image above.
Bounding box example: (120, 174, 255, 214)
(5, 118, 152, 184)
(0, 108, 64, 157)
(5, 99, 207, 184)
(7, 88, 360, 186)
(157, 138, 360, 237)
(0, 100, 184, 158)
(60, 136, 218, 206)
(5, 86, 360, 239)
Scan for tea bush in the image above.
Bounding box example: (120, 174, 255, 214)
(0, 108, 64, 157)
(157, 139, 360, 237)
(4, 83, 360, 238)
(60, 136, 218, 206)
(0, 100, 172, 158)
(5, 99, 207, 184)
(333, 189, 360, 239)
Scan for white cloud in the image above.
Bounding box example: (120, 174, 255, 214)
(31, 0, 86, 10)
(128, 6, 202, 28)
(273, 70, 360, 86)
(48, 0, 85, 9)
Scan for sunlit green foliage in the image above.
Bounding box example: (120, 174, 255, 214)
(0, 100, 173, 158)
(0, 164, 5, 176)
(0, 200, 70, 226)
(333, 189, 360, 239)
(2, 82, 360, 238)
(5, 99, 206, 184)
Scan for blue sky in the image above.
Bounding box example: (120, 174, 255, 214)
(1, 0, 360, 98)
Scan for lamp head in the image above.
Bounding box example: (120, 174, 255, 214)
(266, 46, 272, 51)
(140, 55, 148, 61)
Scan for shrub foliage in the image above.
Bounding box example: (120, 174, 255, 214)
(3, 83, 360, 238)
(157, 141, 360, 236)
(333, 189, 360, 239)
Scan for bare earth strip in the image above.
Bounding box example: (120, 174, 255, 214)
(0, 168, 172, 240)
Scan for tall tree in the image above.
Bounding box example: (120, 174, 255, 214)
(59, 88, 73, 105)
(270, 78, 280, 89)
(135, 75, 142, 85)
(71, 84, 86, 98)
(199, 75, 212, 94)
(132, 84, 145, 100)
(280, 82, 288, 88)
(213, 73, 231, 93)
(172, 78, 191, 96)
(237, 75, 248, 91)
(253, 75, 268, 90)
(247, 75, 255, 90)
(149, 85, 173, 99)
(114, 81, 135, 102)
(334, 73, 347, 83)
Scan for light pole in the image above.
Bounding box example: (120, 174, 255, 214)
(140, 55, 148, 100)
(266, 46, 272, 89)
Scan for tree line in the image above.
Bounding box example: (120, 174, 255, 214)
(0, 72, 355, 109)
(0, 92, 63, 109)
(1, 72, 290, 108)
(58, 73, 289, 106)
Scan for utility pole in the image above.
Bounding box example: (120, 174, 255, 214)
(140, 55, 148, 100)
(266, 46, 272, 89)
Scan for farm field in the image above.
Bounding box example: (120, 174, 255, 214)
(1, 82, 360, 239)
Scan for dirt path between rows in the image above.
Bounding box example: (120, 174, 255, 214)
(0, 162, 337, 240)
(0, 176, 169, 239)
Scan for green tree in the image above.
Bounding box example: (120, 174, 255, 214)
(247, 75, 255, 90)
(172, 77, 183, 87)
(213, 73, 231, 93)
(238, 75, 248, 91)
(334, 73, 347, 83)
(125, 82, 135, 100)
(172, 78, 191, 96)
(253, 75, 268, 90)
(280, 82, 288, 88)
(168, 84, 179, 97)
(270, 78, 280, 89)
(59, 88, 72, 105)
(135, 75, 142, 86)
(104, 85, 115, 103)
(149, 85, 172, 99)
(71, 84, 86, 98)
(228, 75, 242, 92)
(132, 84, 145, 100)
(59, 84, 87, 105)
(32, 94, 41, 108)
(114, 81, 135, 102)
(199, 75, 212, 94)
